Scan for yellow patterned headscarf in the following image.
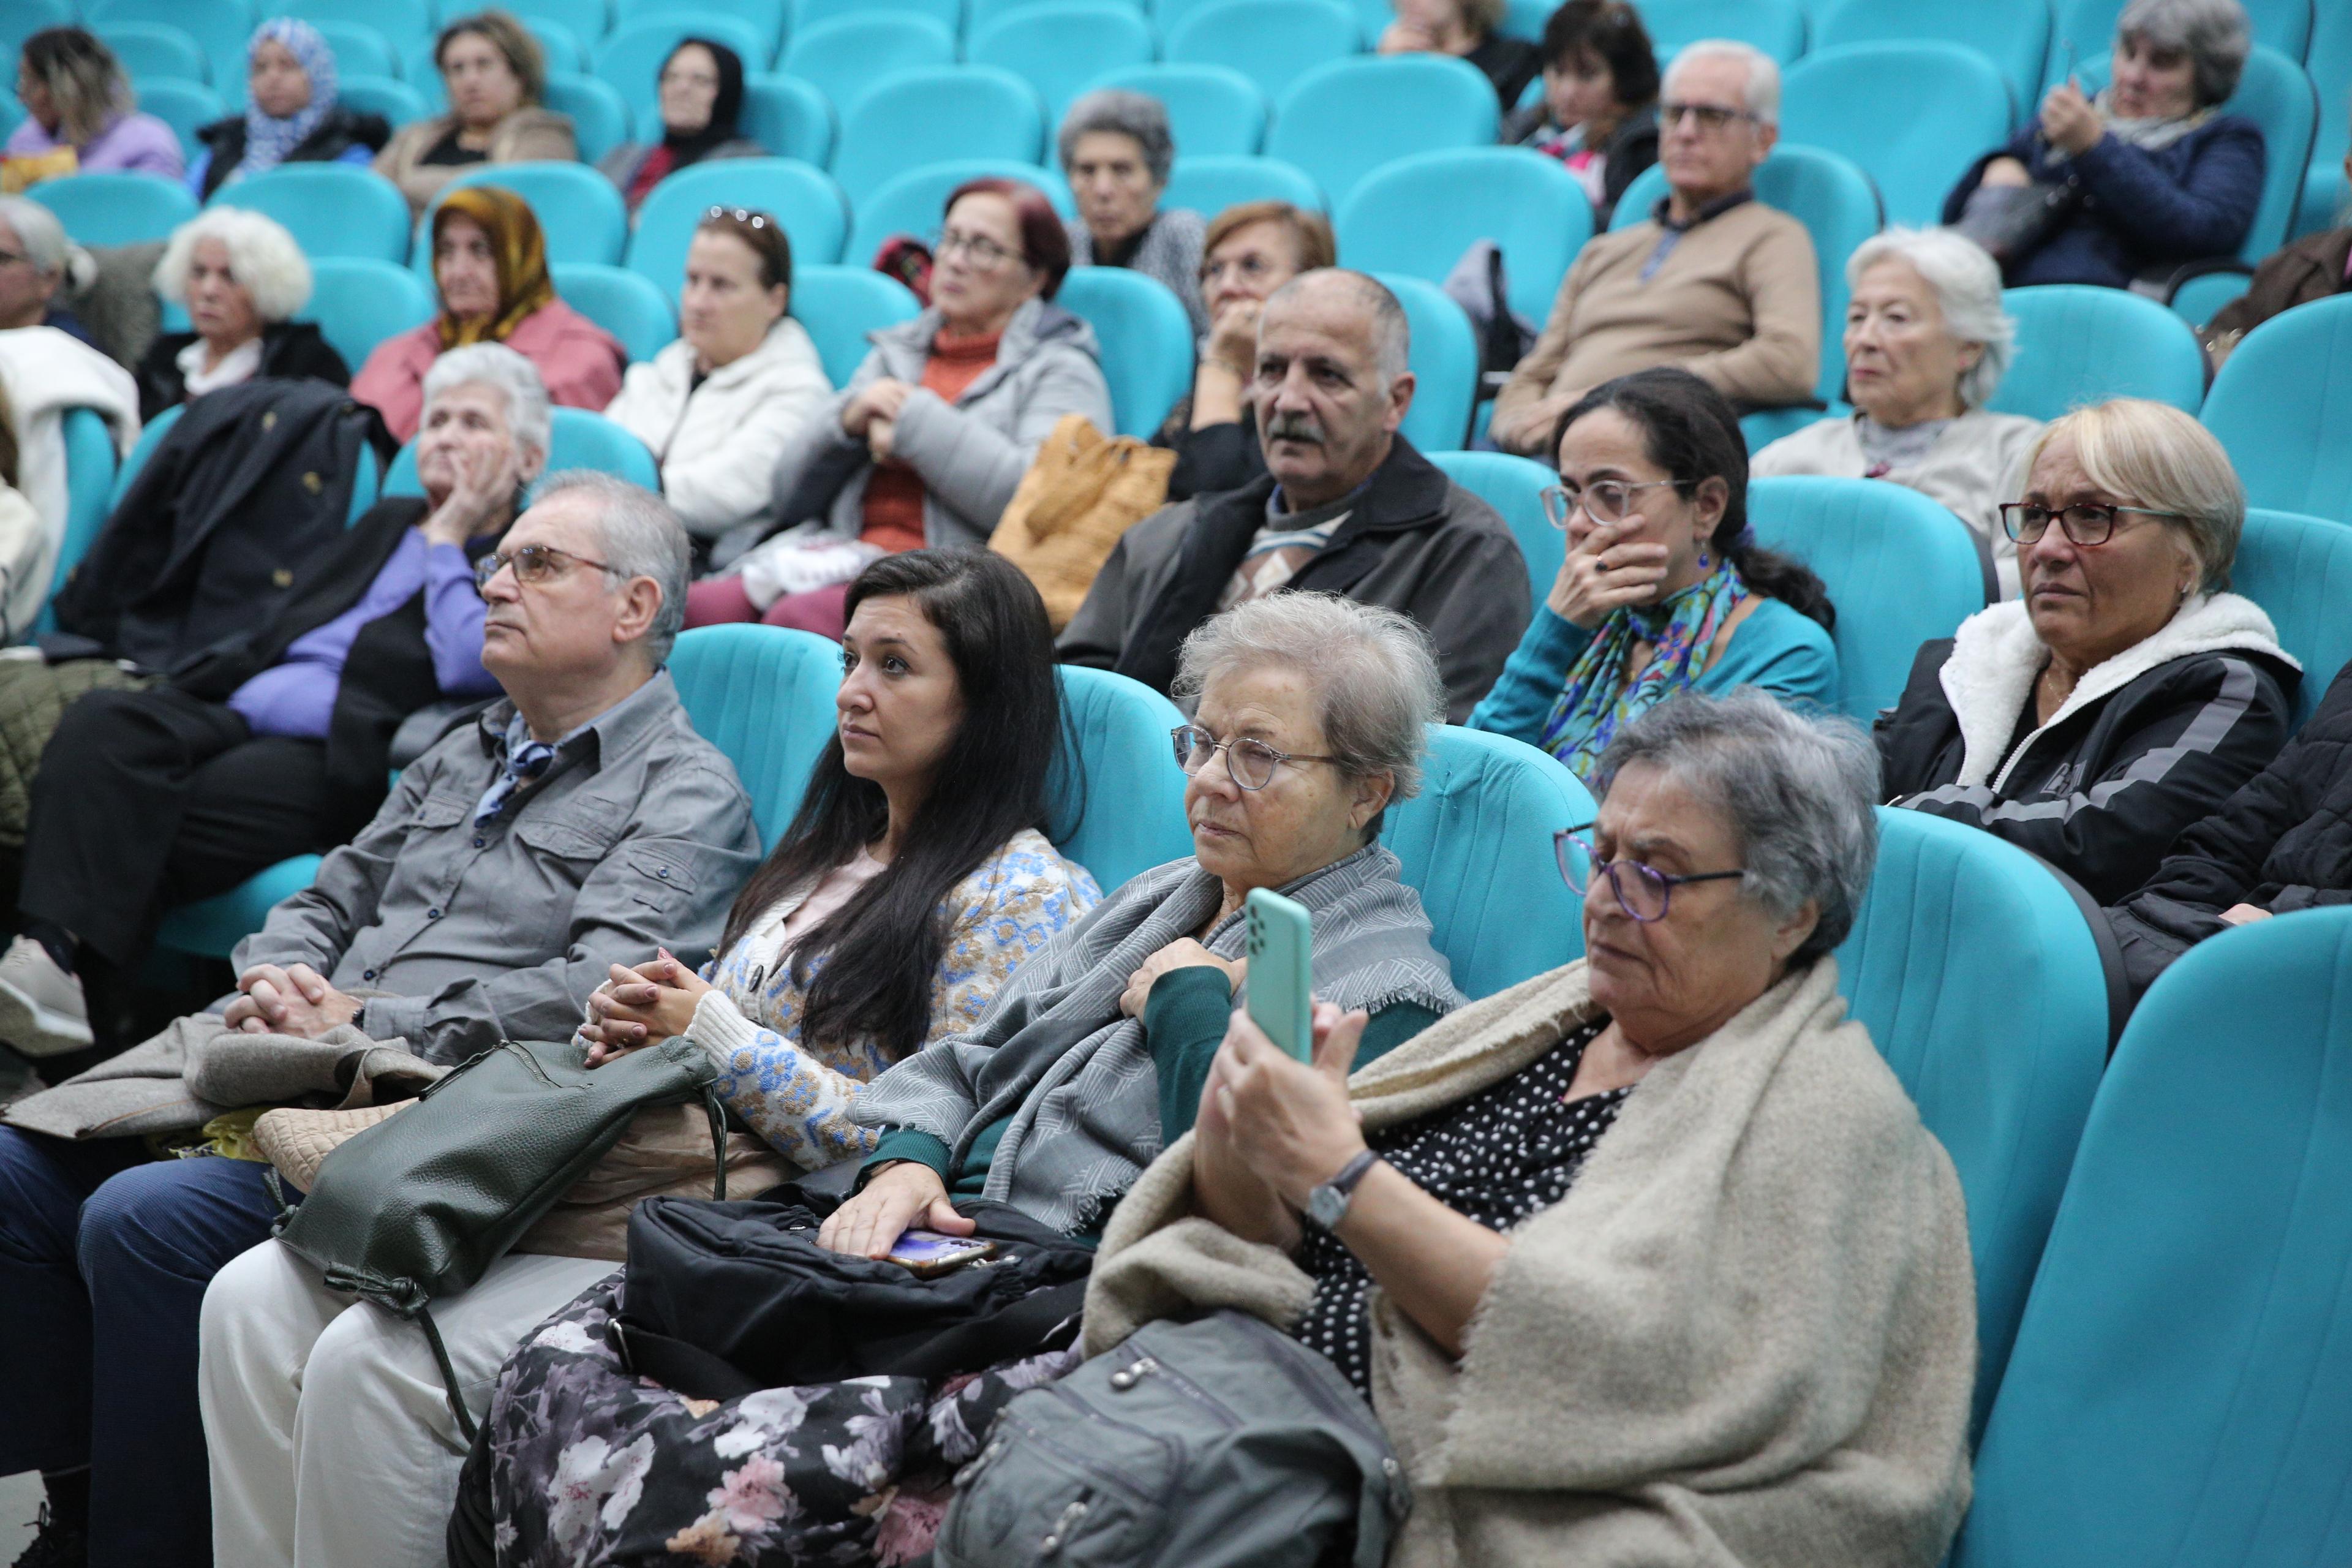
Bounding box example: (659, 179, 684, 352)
(432, 185, 557, 349)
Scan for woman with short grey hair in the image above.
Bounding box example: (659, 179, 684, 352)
(1087, 684, 1977, 1564)
(1057, 88, 1208, 334)
(0, 196, 92, 340)
(1944, 0, 2263, 289)
(1754, 227, 2044, 594)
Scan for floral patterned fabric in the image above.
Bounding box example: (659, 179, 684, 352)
(691, 829, 1099, 1164)
(1536, 559, 1749, 780)
(474, 1276, 1081, 1566)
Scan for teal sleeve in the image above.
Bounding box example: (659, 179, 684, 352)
(1700, 599, 1841, 713)
(1466, 605, 1593, 745)
(1144, 965, 1238, 1147)
(864, 1128, 954, 1185)
(1355, 1001, 1442, 1066)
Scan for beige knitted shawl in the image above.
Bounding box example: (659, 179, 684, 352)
(1085, 956, 1978, 1568)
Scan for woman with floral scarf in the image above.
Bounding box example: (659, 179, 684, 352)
(1469, 368, 1838, 781)
(186, 20, 390, 201)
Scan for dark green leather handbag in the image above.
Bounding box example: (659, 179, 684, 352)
(272, 1035, 728, 1438)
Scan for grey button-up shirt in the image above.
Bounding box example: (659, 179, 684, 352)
(232, 668, 763, 1064)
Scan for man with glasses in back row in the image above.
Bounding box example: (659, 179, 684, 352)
(0, 471, 759, 1568)
(1488, 38, 1822, 459)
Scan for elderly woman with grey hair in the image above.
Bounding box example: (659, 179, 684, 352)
(0, 195, 97, 344)
(1057, 88, 1208, 334)
(1084, 687, 1978, 1566)
(1754, 227, 2044, 594)
(135, 205, 348, 421)
(1878, 398, 2296, 903)
(1944, 0, 2263, 289)
(821, 590, 1465, 1260)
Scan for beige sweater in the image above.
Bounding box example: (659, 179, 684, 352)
(1493, 198, 1821, 456)
(374, 107, 578, 216)
(1087, 956, 1977, 1568)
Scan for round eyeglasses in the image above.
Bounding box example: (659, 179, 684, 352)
(1171, 725, 1340, 791)
(1999, 501, 2182, 548)
(1555, 827, 1744, 922)
(1540, 478, 1679, 529)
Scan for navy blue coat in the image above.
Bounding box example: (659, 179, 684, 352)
(1942, 115, 2266, 288)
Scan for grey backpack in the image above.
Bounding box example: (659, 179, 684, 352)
(935, 1309, 1408, 1568)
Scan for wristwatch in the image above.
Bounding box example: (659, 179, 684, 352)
(1305, 1150, 1382, 1232)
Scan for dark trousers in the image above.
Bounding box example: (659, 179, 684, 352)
(17, 685, 338, 970)
(0, 1124, 282, 1567)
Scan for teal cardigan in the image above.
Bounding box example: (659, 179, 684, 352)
(1469, 598, 1839, 756)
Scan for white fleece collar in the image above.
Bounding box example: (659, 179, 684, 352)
(1937, 591, 2297, 790)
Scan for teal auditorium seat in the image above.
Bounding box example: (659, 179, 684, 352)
(1428, 450, 1559, 603)
(1748, 475, 1990, 723)
(790, 265, 922, 388)
(510, 0, 612, 47)
(1372, 272, 1477, 454)
(843, 159, 1071, 272)
(831, 66, 1047, 206)
(1381, 726, 1594, 999)
(2201, 293, 2352, 523)
(286, 0, 431, 50)
(28, 172, 197, 248)
(305, 19, 399, 80)
(628, 159, 848, 300)
(1085, 64, 1269, 159)
(86, 0, 248, 94)
(2166, 266, 2254, 328)
(383, 409, 660, 496)
(1836, 807, 2109, 1439)
(519, 17, 589, 73)
(0, 0, 71, 62)
(1781, 42, 2012, 228)
(1613, 145, 1881, 406)
(615, 0, 788, 62)
(1954, 906, 2352, 1567)
(1160, 154, 1323, 217)
(970, 2, 1157, 121)
(208, 164, 414, 264)
(1268, 55, 1499, 214)
(139, 80, 231, 158)
(1814, 0, 2049, 117)
(30, 409, 122, 639)
(1337, 148, 1593, 328)
(666, 624, 845, 851)
(427, 162, 630, 271)
(302, 258, 436, 371)
(2231, 507, 2352, 732)
(339, 74, 431, 130)
(102, 23, 210, 85)
(780, 14, 956, 123)
(1055, 267, 1194, 439)
(594, 15, 771, 132)
(1050, 666, 1194, 892)
(1166, 0, 1359, 108)
(1634, 0, 1806, 64)
(2293, 0, 2349, 236)
(737, 74, 835, 167)
(153, 856, 325, 961)
(1989, 285, 2207, 419)
(790, 0, 960, 35)
(542, 72, 631, 165)
(552, 263, 677, 364)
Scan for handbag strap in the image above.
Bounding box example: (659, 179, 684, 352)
(703, 1083, 727, 1202)
(413, 1302, 479, 1443)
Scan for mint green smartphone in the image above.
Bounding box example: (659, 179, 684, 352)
(1244, 887, 1314, 1063)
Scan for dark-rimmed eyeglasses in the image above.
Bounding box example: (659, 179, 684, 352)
(934, 228, 1020, 270)
(1998, 501, 2183, 548)
(703, 206, 772, 230)
(1659, 100, 1757, 132)
(1171, 725, 1340, 791)
(1555, 826, 1745, 922)
(473, 543, 619, 592)
(1540, 478, 1680, 529)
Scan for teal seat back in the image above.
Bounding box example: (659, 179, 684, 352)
(552, 263, 677, 364)
(338, 74, 431, 130)
(738, 73, 836, 167)
(2296, 2, 2350, 235)
(510, 0, 611, 45)
(542, 71, 631, 164)
(843, 159, 1071, 270)
(1050, 666, 1194, 892)
(790, 264, 921, 387)
(305, 18, 400, 78)
(102, 21, 210, 85)
(2230, 507, 2352, 731)
(1, 0, 74, 62)
(1056, 267, 1194, 439)
(969, 1, 1157, 121)
(285, 0, 430, 48)
(833, 66, 1048, 207)
(385, 408, 659, 496)
(627, 158, 849, 297)
(86, 0, 249, 91)
(1159, 154, 1324, 219)
(428, 161, 630, 271)
(668, 624, 844, 851)
(1748, 475, 1989, 723)
(1428, 450, 1558, 603)
(1836, 808, 2110, 1439)
(615, 0, 786, 59)
(303, 258, 437, 372)
(781, 13, 957, 123)
(1781, 41, 2012, 227)
(1955, 907, 2352, 1567)
(1166, 0, 1357, 107)
(1371, 272, 1475, 454)
(26, 172, 199, 248)
(518, 16, 589, 72)
(1338, 148, 1593, 327)
(1381, 725, 1592, 1000)
(1268, 54, 1500, 214)
(791, 0, 960, 36)
(1087, 64, 1270, 159)
(135, 80, 230, 157)
(36, 407, 121, 636)
(1815, 0, 2049, 114)
(209, 162, 416, 265)
(2201, 293, 2352, 524)
(1988, 284, 2208, 420)
(1635, 0, 1806, 62)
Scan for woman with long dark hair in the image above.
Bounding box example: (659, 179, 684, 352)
(1469, 366, 1839, 782)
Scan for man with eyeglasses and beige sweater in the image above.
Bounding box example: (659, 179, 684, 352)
(1489, 39, 1822, 460)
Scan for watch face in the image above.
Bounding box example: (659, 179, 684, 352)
(1308, 1185, 1345, 1231)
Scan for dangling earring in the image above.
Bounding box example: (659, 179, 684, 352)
(1696, 546, 1713, 570)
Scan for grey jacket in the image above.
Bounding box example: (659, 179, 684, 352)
(1058, 437, 1531, 723)
(758, 296, 1112, 554)
(235, 669, 762, 1064)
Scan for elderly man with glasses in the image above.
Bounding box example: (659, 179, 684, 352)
(1489, 38, 1821, 459)
(0, 467, 760, 1568)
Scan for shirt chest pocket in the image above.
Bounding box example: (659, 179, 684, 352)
(514, 800, 629, 862)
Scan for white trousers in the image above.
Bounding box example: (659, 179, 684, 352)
(199, 1238, 618, 1568)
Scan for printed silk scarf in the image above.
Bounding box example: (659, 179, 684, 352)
(1537, 559, 1749, 780)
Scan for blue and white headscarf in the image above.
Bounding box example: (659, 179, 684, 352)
(233, 19, 338, 184)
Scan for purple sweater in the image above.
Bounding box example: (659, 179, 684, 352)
(228, 532, 495, 739)
(4, 111, 185, 178)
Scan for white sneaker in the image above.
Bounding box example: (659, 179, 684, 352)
(0, 935, 92, 1057)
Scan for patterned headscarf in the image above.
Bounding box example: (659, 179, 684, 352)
(431, 184, 557, 348)
(235, 20, 337, 185)
(1536, 556, 1751, 782)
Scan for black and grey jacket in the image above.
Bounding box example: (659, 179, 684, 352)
(1875, 594, 2299, 905)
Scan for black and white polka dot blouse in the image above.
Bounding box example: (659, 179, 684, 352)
(1290, 1017, 1629, 1397)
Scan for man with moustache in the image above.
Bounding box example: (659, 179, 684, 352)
(1059, 268, 1529, 722)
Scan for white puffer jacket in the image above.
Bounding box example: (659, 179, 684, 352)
(603, 318, 831, 540)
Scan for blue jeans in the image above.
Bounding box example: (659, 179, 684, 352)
(0, 1126, 282, 1567)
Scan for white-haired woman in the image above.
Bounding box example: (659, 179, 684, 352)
(1945, 0, 2263, 288)
(135, 206, 345, 423)
(1753, 227, 2044, 595)
(1877, 398, 2296, 903)
(1085, 690, 1977, 1566)
(0, 344, 548, 1059)
(1057, 89, 1207, 335)
(1379, 0, 1541, 110)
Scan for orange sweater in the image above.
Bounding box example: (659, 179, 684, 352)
(861, 329, 1002, 554)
